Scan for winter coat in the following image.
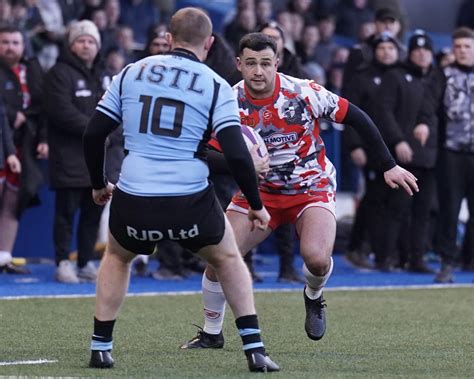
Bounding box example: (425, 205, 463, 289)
(44, 48, 107, 188)
(342, 61, 396, 168)
(342, 34, 406, 93)
(376, 64, 439, 168)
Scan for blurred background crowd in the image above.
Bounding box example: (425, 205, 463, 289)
(0, 0, 473, 285)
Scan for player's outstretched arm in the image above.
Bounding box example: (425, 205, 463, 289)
(342, 103, 397, 173)
(342, 103, 420, 196)
(384, 165, 419, 196)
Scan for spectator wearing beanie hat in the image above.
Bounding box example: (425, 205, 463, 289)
(407, 30, 438, 76)
(371, 28, 443, 273)
(408, 30, 433, 55)
(67, 20, 101, 68)
(403, 29, 444, 273)
(69, 20, 101, 48)
(342, 7, 406, 94)
(342, 28, 402, 271)
(43, 17, 109, 283)
(372, 31, 400, 52)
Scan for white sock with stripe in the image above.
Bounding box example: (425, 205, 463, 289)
(202, 274, 226, 335)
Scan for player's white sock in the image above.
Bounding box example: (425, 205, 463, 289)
(0, 250, 12, 266)
(136, 254, 149, 264)
(303, 257, 333, 300)
(202, 274, 226, 335)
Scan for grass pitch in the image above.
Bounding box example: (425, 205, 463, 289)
(0, 288, 472, 378)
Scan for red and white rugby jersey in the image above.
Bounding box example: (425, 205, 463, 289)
(234, 73, 349, 196)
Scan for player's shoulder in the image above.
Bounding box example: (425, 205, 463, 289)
(278, 72, 328, 96)
(279, 72, 307, 87)
(232, 79, 245, 92)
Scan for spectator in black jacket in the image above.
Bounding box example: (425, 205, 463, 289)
(342, 32, 400, 269)
(0, 24, 47, 275)
(375, 32, 441, 271)
(381, 30, 443, 273)
(44, 20, 107, 283)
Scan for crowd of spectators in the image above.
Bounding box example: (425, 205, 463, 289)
(0, 0, 473, 284)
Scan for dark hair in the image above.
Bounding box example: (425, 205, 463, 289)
(258, 21, 285, 42)
(316, 12, 336, 23)
(375, 7, 400, 22)
(452, 26, 474, 41)
(238, 32, 277, 55)
(0, 24, 23, 35)
(145, 29, 167, 53)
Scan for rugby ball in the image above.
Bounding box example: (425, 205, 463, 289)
(208, 125, 268, 158)
(240, 125, 268, 158)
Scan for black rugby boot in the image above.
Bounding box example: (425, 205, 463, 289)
(89, 350, 114, 368)
(180, 326, 224, 349)
(247, 352, 280, 372)
(304, 288, 327, 340)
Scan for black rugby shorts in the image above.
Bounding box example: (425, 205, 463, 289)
(109, 184, 225, 254)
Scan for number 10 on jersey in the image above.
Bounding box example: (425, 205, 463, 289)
(138, 95, 185, 137)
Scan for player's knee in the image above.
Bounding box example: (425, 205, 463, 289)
(302, 252, 331, 274)
(105, 246, 135, 265)
(206, 248, 240, 269)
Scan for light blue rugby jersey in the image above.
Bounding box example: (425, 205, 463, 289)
(97, 51, 240, 196)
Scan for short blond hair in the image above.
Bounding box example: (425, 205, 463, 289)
(170, 7, 212, 46)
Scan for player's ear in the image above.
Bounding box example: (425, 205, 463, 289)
(275, 57, 279, 69)
(204, 35, 215, 52)
(165, 32, 173, 46)
(236, 56, 242, 72)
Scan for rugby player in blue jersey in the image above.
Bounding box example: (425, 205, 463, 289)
(83, 7, 279, 373)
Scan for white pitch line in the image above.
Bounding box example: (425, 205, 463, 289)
(0, 359, 57, 366)
(0, 283, 473, 300)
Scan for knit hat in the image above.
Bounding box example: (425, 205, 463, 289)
(372, 32, 399, 50)
(408, 30, 433, 53)
(68, 20, 101, 49)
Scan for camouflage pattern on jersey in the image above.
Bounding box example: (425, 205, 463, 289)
(233, 73, 348, 197)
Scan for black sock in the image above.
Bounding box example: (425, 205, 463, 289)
(91, 317, 115, 351)
(235, 314, 265, 357)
